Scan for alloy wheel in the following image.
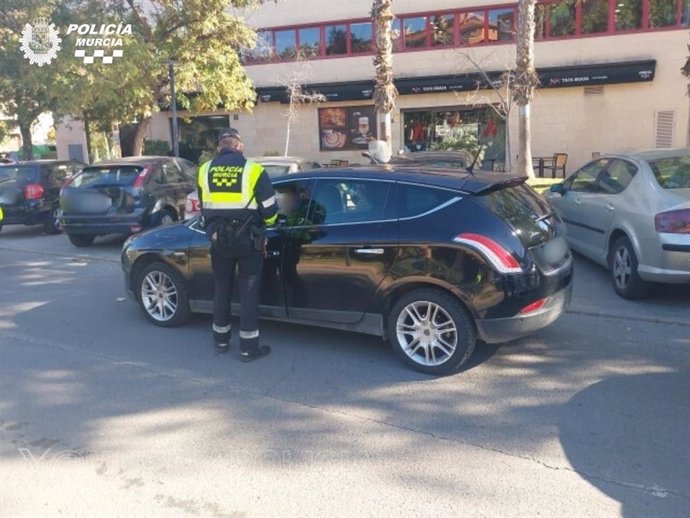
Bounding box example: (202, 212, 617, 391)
(161, 213, 174, 225)
(613, 246, 632, 290)
(53, 208, 62, 231)
(141, 270, 178, 322)
(396, 301, 458, 367)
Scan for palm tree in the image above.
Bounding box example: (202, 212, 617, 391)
(372, 0, 397, 155)
(514, 0, 539, 178)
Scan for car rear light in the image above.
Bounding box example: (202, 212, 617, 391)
(23, 183, 44, 200)
(132, 164, 152, 188)
(190, 198, 200, 213)
(655, 209, 690, 234)
(519, 298, 547, 315)
(454, 233, 523, 274)
(130, 225, 142, 233)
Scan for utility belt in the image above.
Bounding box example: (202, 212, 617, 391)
(212, 216, 265, 253)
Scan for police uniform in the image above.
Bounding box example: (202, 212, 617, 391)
(198, 128, 277, 361)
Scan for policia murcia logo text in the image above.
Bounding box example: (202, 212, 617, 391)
(210, 166, 243, 192)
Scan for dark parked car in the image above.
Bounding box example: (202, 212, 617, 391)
(60, 156, 197, 247)
(0, 160, 83, 234)
(121, 166, 573, 375)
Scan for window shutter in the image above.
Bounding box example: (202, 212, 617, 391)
(654, 111, 674, 148)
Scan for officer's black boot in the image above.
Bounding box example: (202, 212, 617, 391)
(213, 325, 231, 353)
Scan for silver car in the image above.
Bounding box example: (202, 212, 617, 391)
(545, 148, 690, 299)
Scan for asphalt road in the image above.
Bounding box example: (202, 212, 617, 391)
(0, 224, 688, 518)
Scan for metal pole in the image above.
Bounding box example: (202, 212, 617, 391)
(169, 61, 180, 157)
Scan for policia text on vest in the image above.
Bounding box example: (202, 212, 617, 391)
(198, 145, 277, 361)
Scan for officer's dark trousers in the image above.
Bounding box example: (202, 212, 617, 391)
(211, 246, 262, 351)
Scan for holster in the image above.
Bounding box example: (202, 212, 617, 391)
(249, 224, 266, 252)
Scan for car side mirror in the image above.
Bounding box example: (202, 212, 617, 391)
(550, 183, 566, 195)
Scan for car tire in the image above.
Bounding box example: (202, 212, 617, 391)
(68, 234, 95, 247)
(609, 236, 652, 299)
(150, 208, 177, 228)
(43, 208, 62, 235)
(388, 288, 476, 376)
(136, 261, 191, 327)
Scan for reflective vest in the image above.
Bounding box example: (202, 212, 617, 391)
(198, 159, 263, 214)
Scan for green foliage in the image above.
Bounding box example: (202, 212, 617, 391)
(430, 129, 483, 158)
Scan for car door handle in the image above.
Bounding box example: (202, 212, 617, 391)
(606, 203, 615, 211)
(573, 197, 582, 205)
(354, 248, 384, 255)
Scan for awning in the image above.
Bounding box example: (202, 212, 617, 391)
(255, 59, 656, 103)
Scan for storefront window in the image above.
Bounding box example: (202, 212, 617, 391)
(403, 108, 505, 170)
(432, 15, 455, 47)
(684, 0, 690, 25)
(615, 0, 643, 30)
(549, 0, 576, 37)
(391, 19, 403, 51)
(298, 27, 321, 58)
(460, 12, 486, 45)
(275, 29, 297, 61)
(582, 0, 609, 33)
(325, 24, 347, 55)
(488, 8, 514, 42)
(351, 22, 373, 53)
(649, 0, 679, 27)
(404, 17, 428, 48)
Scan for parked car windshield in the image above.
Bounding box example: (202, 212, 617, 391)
(72, 166, 142, 188)
(262, 165, 291, 178)
(649, 156, 690, 189)
(0, 165, 40, 183)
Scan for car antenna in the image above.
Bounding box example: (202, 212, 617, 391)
(467, 145, 485, 176)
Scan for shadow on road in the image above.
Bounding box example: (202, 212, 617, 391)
(559, 370, 690, 517)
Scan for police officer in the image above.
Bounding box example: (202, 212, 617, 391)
(198, 128, 277, 361)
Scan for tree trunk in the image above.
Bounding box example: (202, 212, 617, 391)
(19, 122, 33, 161)
(372, 0, 397, 157)
(504, 115, 512, 173)
(514, 0, 538, 178)
(517, 105, 533, 177)
(284, 104, 293, 157)
(83, 115, 93, 164)
(131, 117, 151, 157)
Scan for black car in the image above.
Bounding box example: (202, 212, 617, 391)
(0, 160, 84, 234)
(121, 166, 573, 375)
(60, 156, 197, 247)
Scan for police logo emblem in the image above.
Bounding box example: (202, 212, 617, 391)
(19, 18, 62, 66)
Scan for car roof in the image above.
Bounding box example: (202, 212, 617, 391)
(89, 156, 171, 167)
(0, 159, 76, 166)
(250, 156, 309, 164)
(276, 164, 521, 193)
(627, 148, 690, 161)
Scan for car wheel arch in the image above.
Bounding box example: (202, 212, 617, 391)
(130, 254, 186, 298)
(382, 279, 479, 327)
(607, 227, 642, 268)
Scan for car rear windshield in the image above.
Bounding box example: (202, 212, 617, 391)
(649, 156, 690, 189)
(0, 165, 40, 183)
(72, 166, 142, 188)
(476, 184, 553, 248)
(262, 165, 291, 178)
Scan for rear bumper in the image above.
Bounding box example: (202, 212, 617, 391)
(476, 283, 572, 344)
(62, 211, 146, 236)
(0, 203, 50, 225)
(638, 238, 690, 282)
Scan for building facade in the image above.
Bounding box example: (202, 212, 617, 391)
(59, 0, 690, 173)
